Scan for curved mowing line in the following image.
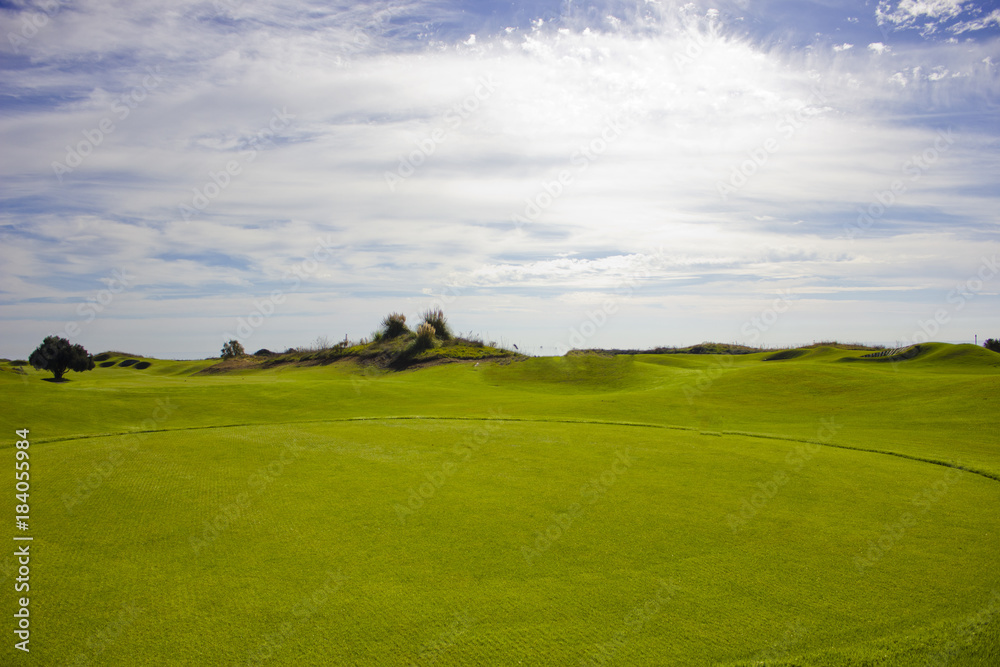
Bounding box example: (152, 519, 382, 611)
(23, 415, 1000, 484)
(720, 430, 998, 483)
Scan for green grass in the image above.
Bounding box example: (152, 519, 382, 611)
(2, 343, 998, 664)
(244, 335, 518, 371)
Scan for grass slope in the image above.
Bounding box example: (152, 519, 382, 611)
(2, 343, 998, 664)
(215, 335, 520, 373)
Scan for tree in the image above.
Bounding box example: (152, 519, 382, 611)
(221, 339, 245, 359)
(984, 338, 1000, 353)
(28, 336, 95, 381)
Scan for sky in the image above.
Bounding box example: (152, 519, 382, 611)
(1, 0, 998, 359)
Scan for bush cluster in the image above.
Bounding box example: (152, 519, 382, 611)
(420, 308, 452, 340)
(380, 312, 409, 339)
(413, 323, 437, 351)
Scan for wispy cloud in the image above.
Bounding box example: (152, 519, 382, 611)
(1, 0, 998, 356)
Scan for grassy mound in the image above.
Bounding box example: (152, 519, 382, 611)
(909, 343, 1000, 370)
(482, 353, 655, 393)
(842, 343, 1000, 373)
(87, 352, 214, 377)
(201, 335, 520, 374)
(572, 342, 771, 356)
(0, 361, 27, 377)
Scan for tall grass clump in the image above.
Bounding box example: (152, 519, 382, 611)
(380, 312, 410, 339)
(420, 308, 452, 340)
(412, 322, 437, 352)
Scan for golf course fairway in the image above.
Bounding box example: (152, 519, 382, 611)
(3, 343, 998, 665)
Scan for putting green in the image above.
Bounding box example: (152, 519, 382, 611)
(28, 418, 1000, 665)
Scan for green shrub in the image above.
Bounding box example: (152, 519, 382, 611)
(420, 308, 452, 340)
(985, 338, 1000, 353)
(380, 312, 409, 339)
(412, 323, 437, 352)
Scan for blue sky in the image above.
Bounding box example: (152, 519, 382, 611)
(1, 0, 998, 358)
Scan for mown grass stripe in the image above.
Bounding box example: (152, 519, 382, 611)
(25, 415, 1000, 484)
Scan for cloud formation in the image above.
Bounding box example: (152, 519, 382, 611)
(1, 0, 998, 356)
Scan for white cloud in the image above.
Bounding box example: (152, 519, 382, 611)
(876, 0, 966, 28)
(949, 9, 1000, 35)
(1, 1, 998, 356)
(875, 0, 1000, 37)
